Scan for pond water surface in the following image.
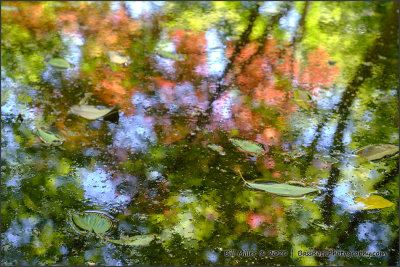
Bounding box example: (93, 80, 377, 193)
(1, 1, 399, 266)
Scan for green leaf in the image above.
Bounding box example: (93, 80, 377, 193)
(72, 214, 92, 232)
(47, 58, 71, 69)
(37, 128, 63, 145)
(154, 40, 184, 61)
(71, 212, 113, 234)
(208, 144, 226, 155)
(157, 50, 183, 61)
(110, 235, 156, 246)
(354, 144, 399, 161)
(293, 89, 312, 110)
(107, 51, 130, 65)
(230, 138, 264, 154)
(349, 195, 394, 210)
(69, 104, 114, 120)
(246, 182, 319, 197)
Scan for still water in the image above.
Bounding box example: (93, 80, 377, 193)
(1, 1, 399, 266)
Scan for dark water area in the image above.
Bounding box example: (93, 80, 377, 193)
(1, 1, 399, 266)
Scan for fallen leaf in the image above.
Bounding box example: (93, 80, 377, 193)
(69, 104, 114, 120)
(349, 195, 394, 210)
(231, 138, 264, 155)
(208, 144, 226, 155)
(47, 58, 71, 69)
(110, 234, 156, 246)
(293, 89, 312, 110)
(246, 182, 318, 197)
(354, 144, 399, 161)
(36, 128, 63, 145)
(71, 212, 113, 234)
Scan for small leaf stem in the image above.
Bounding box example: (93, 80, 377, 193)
(238, 170, 247, 184)
(95, 232, 111, 242)
(95, 232, 122, 245)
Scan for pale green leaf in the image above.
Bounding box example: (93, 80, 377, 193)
(37, 128, 63, 145)
(230, 138, 264, 154)
(72, 214, 92, 232)
(157, 50, 183, 61)
(71, 213, 112, 234)
(110, 235, 156, 246)
(355, 144, 399, 161)
(293, 89, 312, 110)
(246, 182, 319, 197)
(47, 58, 71, 69)
(69, 104, 114, 120)
(208, 144, 226, 155)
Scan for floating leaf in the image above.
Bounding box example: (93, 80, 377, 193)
(315, 154, 339, 164)
(37, 128, 63, 145)
(354, 144, 399, 161)
(230, 138, 264, 154)
(47, 58, 71, 69)
(246, 182, 318, 197)
(155, 41, 184, 61)
(349, 195, 394, 210)
(110, 235, 156, 246)
(208, 144, 226, 155)
(107, 51, 130, 65)
(157, 50, 183, 61)
(69, 104, 114, 120)
(293, 89, 312, 110)
(71, 212, 113, 234)
(312, 222, 334, 230)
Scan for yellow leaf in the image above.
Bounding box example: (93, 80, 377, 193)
(293, 89, 312, 110)
(350, 195, 394, 210)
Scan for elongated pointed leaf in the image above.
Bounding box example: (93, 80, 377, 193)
(110, 235, 156, 246)
(37, 128, 63, 145)
(70, 105, 114, 120)
(158, 50, 183, 61)
(246, 182, 318, 197)
(293, 89, 312, 110)
(231, 139, 264, 154)
(47, 58, 71, 69)
(355, 144, 399, 161)
(349, 195, 394, 210)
